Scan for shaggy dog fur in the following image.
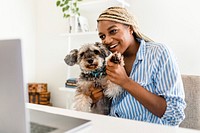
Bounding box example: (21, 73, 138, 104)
(64, 42, 124, 114)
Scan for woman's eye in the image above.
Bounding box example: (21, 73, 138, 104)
(110, 29, 117, 34)
(99, 35, 105, 40)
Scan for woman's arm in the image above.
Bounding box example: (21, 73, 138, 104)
(106, 61, 167, 117)
(106, 45, 186, 125)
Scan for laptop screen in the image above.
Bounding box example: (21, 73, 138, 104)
(0, 39, 91, 133)
(0, 39, 27, 133)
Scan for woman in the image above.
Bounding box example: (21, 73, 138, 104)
(90, 6, 186, 126)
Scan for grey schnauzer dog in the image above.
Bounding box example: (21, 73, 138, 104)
(64, 42, 124, 114)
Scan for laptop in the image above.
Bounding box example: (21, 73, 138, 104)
(0, 39, 91, 133)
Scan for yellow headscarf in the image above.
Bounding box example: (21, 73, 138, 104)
(97, 7, 153, 42)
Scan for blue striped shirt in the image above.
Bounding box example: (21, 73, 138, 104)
(109, 39, 186, 126)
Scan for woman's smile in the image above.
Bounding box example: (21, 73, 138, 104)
(108, 43, 119, 51)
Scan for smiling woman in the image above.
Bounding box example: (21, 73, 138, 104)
(88, 6, 187, 126)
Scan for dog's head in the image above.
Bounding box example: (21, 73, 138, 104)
(64, 42, 111, 72)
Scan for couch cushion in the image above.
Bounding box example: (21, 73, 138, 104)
(179, 75, 200, 130)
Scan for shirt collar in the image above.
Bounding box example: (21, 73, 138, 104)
(135, 38, 146, 61)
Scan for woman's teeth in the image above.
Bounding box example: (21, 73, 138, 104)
(109, 44, 118, 49)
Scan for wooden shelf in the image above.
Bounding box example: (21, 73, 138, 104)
(59, 87, 76, 92)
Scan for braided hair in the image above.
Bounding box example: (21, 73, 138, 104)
(97, 7, 153, 42)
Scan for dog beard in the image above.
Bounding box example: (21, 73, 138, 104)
(79, 55, 105, 72)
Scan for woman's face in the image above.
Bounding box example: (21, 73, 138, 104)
(97, 20, 134, 54)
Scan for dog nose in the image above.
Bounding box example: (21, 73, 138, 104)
(87, 59, 93, 64)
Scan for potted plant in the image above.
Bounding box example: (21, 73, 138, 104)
(56, 0, 83, 33)
(56, 0, 83, 18)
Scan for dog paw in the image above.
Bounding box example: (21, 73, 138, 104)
(108, 52, 124, 66)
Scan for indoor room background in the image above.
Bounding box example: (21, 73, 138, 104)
(0, 0, 200, 109)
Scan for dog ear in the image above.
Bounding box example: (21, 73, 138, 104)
(100, 45, 111, 58)
(94, 42, 101, 47)
(64, 49, 78, 66)
(95, 42, 111, 57)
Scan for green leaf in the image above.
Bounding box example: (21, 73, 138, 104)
(64, 0, 69, 5)
(66, 5, 70, 10)
(62, 6, 70, 12)
(64, 14, 70, 18)
(73, 2, 77, 7)
(62, 7, 65, 12)
(56, 1, 61, 6)
(63, 14, 67, 18)
(60, 4, 65, 7)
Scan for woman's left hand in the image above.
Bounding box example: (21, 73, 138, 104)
(89, 85, 104, 104)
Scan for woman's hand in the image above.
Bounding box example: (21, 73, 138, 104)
(89, 86, 104, 104)
(106, 59, 129, 88)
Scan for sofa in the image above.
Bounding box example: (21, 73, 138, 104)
(179, 75, 200, 130)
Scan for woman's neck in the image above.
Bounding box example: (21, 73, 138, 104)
(123, 37, 140, 76)
(123, 37, 139, 58)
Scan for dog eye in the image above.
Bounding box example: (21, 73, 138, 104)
(80, 52, 84, 57)
(94, 50, 100, 55)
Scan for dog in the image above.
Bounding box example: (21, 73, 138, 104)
(64, 42, 124, 114)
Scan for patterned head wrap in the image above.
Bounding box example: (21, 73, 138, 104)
(97, 7, 152, 42)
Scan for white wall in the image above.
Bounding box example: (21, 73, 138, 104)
(0, 0, 36, 83)
(128, 0, 200, 75)
(34, 0, 70, 108)
(34, 0, 200, 108)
